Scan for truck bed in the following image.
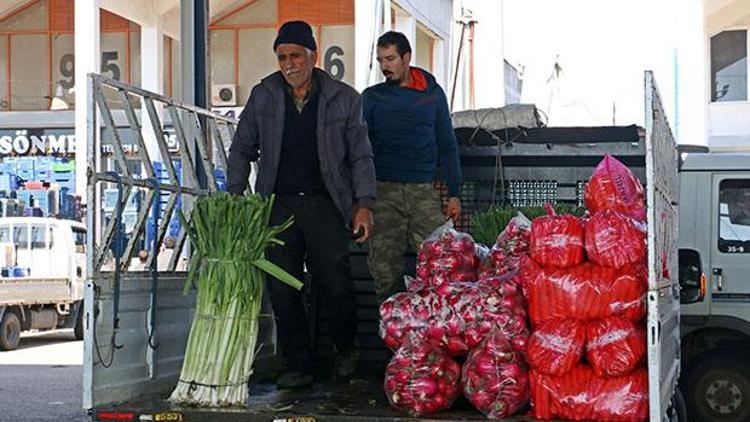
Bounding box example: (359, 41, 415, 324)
(93, 376, 534, 422)
(0, 277, 71, 305)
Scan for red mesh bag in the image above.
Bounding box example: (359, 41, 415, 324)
(526, 319, 586, 376)
(462, 328, 530, 419)
(585, 210, 647, 269)
(530, 365, 649, 421)
(380, 278, 529, 356)
(479, 213, 532, 280)
(530, 204, 585, 269)
(586, 317, 647, 378)
(384, 333, 462, 416)
(521, 257, 647, 325)
(414, 221, 481, 290)
(584, 154, 646, 221)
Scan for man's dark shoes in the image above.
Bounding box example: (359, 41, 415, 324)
(276, 371, 313, 389)
(334, 347, 358, 378)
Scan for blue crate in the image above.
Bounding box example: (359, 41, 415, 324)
(18, 157, 35, 172)
(103, 189, 140, 212)
(22, 189, 54, 216)
(59, 193, 76, 219)
(52, 171, 74, 182)
(2, 158, 18, 173)
(15, 190, 31, 206)
(214, 169, 226, 192)
(35, 157, 50, 170)
(0, 173, 19, 192)
(18, 170, 34, 181)
(34, 169, 52, 182)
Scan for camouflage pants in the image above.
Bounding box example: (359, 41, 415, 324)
(368, 181, 445, 303)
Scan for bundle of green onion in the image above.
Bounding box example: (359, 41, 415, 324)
(471, 204, 586, 245)
(169, 193, 302, 407)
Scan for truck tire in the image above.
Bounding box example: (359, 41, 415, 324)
(73, 304, 84, 341)
(684, 353, 750, 422)
(0, 311, 21, 351)
(671, 387, 688, 422)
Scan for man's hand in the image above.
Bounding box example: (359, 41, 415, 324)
(446, 197, 461, 222)
(352, 207, 374, 243)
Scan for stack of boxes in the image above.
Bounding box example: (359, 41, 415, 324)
(51, 158, 75, 192)
(0, 156, 79, 219)
(146, 161, 183, 251)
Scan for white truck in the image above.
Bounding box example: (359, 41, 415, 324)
(0, 216, 87, 351)
(677, 151, 750, 422)
(81, 71, 682, 421)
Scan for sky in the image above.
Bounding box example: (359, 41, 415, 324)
(501, 0, 681, 129)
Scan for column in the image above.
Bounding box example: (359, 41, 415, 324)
(141, 23, 165, 166)
(74, 0, 101, 203)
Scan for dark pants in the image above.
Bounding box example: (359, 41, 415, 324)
(266, 192, 357, 374)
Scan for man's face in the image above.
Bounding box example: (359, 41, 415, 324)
(738, 194, 750, 212)
(276, 43, 317, 89)
(376, 44, 410, 84)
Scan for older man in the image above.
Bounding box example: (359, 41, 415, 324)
(227, 20, 376, 389)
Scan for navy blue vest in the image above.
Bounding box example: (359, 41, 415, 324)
(274, 86, 326, 194)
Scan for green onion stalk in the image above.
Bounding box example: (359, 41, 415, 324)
(169, 193, 302, 407)
(471, 204, 586, 245)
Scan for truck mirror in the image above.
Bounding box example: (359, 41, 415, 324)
(679, 249, 704, 304)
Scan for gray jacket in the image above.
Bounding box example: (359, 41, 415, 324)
(227, 69, 376, 222)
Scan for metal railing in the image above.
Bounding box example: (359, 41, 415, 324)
(86, 73, 240, 275)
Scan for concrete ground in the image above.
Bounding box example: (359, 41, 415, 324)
(0, 329, 88, 421)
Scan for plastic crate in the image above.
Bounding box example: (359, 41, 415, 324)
(51, 158, 75, 172)
(18, 170, 34, 181)
(2, 158, 18, 175)
(0, 173, 19, 192)
(103, 189, 141, 213)
(17, 157, 35, 172)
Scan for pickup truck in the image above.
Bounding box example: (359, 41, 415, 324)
(0, 216, 86, 351)
(82, 72, 681, 421)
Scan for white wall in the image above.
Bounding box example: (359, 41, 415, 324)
(703, 0, 750, 148)
(355, 0, 453, 91)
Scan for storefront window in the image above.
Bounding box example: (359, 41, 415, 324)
(171, 38, 182, 100)
(0, 1, 143, 111)
(320, 25, 355, 86)
(51, 33, 74, 109)
(0, 35, 7, 111)
(209, 0, 355, 107)
(237, 28, 277, 104)
(415, 26, 433, 72)
(3, 0, 48, 31)
(210, 29, 235, 86)
(130, 31, 141, 87)
(10, 34, 49, 111)
(221, 0, 277, 25)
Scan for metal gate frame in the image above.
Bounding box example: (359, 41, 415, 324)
(82, 73, 270, 409)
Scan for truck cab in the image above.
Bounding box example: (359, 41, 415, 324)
(0, 217, 87, 350)
(678, 152, 750, 422)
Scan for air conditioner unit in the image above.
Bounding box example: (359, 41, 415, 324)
(211, 84, 237, 106)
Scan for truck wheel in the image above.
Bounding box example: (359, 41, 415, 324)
(684, 353, 750, 422)
(0, 311, 21, 351)
(73, 305, 84, 341)
(671, 387, 688, 422)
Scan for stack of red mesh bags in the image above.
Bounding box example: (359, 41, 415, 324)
(523, 155, 650, 422)
(380, 219, 533, 418)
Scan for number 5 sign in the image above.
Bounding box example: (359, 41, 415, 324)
(58, 51, 123, 88)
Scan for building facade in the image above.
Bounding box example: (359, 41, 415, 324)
(1, 0, 504, 216)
